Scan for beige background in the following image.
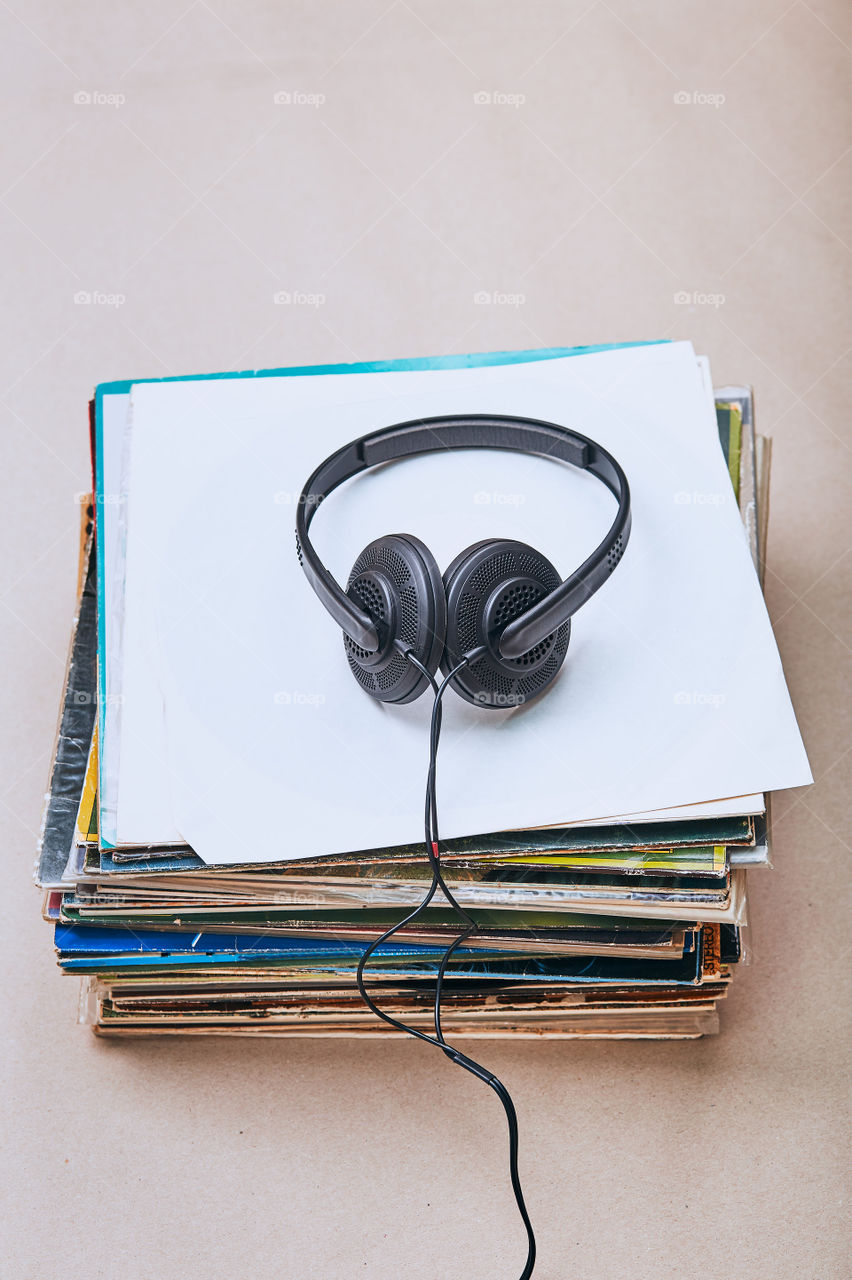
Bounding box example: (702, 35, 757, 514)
(2, 4, 850, 1277)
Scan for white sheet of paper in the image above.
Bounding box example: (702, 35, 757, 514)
(118, 341, 810, 863)
(101, 358, 766, 848)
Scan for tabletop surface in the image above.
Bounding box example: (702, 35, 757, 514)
(2, 4, 849, 1278)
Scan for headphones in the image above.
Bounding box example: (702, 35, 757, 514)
(296, 413, 632, 706)
(295, 413, 631, 1278)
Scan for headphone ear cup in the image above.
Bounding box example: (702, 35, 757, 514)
(442, 539, 570, 709)
(343, 534, 446, 704)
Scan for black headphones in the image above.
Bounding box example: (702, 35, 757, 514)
(295, 413, 632, 1277)
(296, 413, 631, 705)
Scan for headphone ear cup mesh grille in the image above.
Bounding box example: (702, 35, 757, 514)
(442, 539, 570, 708)
(343, 534, 446, 704)
(376, 652, 408, 691)
(348, 656, 377, 689)
(375, 543, 411, 583)
(517, 644, 565, 696)
(456, 590, 480, 653)
(397, 584, 419, 646)
(468, 551, 515, 597)
(468, 657, 515, 697)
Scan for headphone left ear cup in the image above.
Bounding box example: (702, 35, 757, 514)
(343, 533, 446, 704)
(441, 538, 571, 708)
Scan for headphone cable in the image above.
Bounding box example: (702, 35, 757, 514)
(355, 651, 537, 1280)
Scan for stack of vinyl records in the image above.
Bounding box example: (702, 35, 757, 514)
(36, 342, 810, 1040)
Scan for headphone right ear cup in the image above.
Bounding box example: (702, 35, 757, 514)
(442, 538, 570, 708)
(343, 533, 446, 704)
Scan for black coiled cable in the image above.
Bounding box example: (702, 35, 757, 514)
(355, 651, 536, 1280)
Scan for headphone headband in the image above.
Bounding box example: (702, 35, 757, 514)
(295, 414, 631, 660)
